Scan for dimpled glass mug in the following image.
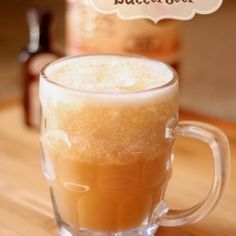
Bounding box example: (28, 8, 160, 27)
(39, 55, 230, 236)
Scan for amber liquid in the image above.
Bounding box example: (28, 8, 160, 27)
(50, 152, 171, 231)
(43, 103, 176, 232)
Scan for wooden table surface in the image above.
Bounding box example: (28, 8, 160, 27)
(0, 104, 235, 236)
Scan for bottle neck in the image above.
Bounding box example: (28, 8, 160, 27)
(28, 9, 51, 52)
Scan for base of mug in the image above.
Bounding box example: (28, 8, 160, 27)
(58, 224, 158, 236)
(50, 188, 160, 236)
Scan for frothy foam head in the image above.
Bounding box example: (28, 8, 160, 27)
(44, 55, 174, 93)
(40, 55, 178, 163)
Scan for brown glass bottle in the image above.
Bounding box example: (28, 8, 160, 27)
(20, 8, 60, 129)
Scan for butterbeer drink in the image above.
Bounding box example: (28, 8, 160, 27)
(40, 55, 178, 233)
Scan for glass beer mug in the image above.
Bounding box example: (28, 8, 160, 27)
(40, 55, 230, 236)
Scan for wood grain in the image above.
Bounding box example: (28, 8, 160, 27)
(0, 105, 235, 236)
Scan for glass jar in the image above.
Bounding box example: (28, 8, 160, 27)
(66, 0, 182, 71)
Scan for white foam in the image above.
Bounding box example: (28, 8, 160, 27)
(40, 55, 178, 106)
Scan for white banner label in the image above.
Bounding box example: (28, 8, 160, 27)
(90, 0, 223, 23)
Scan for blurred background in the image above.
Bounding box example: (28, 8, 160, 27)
(0, 2, 235, 235)
(0, 0, 235, 123)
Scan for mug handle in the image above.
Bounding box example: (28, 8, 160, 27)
(160, 121, 231, 227)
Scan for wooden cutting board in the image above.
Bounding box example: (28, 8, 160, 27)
(0, 105, 235, 236)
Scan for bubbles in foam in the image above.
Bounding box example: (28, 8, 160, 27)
(40, 56, 178, 164)
(45, 56, 174, 93)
